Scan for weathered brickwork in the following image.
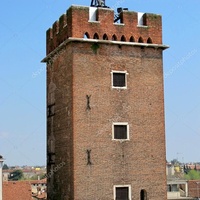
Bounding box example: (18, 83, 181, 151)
(44, 4, 168, 200)
(188, 180, 200, 198)
(46, 5, 162, 54)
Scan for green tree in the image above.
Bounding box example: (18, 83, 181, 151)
(184, 170, 200, 180)
(9, 170, 24, 181)
(30, 173, 46, 180)
(171, 159, 181, 166)
(2, 164, 9, 170)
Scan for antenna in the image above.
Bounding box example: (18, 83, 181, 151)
(90, 0, 109, 8)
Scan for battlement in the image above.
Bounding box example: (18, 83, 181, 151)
(46, 5, 163, 54)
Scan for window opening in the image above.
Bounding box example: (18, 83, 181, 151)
(103, 34, 108, 40)
(130, 36, 135, 42)
(93, 33, 99, 39)
(114, 185, 131, 200)
(84, 32, 90, 39)
(112, 71, 127, 88)
(121, 35, 126, 41)
(140, 189, 147, 200)
(112, 123, 129, 140)
(138, 37, 144, 43)
(112, 35, 117, 41)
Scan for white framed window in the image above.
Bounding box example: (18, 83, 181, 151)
(112, 122, 129, 140)
(113, 185, 131, 200)
(111, 70, 128, 89)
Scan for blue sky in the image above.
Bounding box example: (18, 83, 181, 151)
(0, 0, 200, 166)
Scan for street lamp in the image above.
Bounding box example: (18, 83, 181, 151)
(0, 155, 4, 200)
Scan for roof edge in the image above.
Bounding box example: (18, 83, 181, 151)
(42, 37, 169, 63)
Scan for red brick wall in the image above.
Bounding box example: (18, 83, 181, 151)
(188, 180, 200, 198)
(72, 42, 166, 199)
(47, 45, 74, 200)
(47, 5, 163, 54)
(47, 41, 167, 199)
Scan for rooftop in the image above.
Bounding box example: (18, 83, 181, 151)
(3, 181, 32, 200)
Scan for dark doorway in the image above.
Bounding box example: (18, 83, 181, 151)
(140, 189, 147, 200)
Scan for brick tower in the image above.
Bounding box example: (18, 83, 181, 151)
(42, 2, 168, 200)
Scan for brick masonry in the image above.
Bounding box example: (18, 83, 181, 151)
(188, 180, 200, 198)
(46, 5, 163, 54)
(45, 4, 168, 200)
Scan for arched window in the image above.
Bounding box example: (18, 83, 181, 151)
(121, 35, 126, 41)
(93, 33, 99, 39)
(147, 37, 153, 44)
(84, 32, 90, 39)
(103, 34, 108, 40)
(130, 36, 135, 42)
(138, 37, 144, 43)
(112, 34, 117, 41)
(140, 189, 147, 200)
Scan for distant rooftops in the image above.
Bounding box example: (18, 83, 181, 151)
(3, 179, 47, 200)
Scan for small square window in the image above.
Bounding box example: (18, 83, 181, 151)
(111, 71, 127, 89)
(114, 185, 131, 200)
(112, 123, 129, 140)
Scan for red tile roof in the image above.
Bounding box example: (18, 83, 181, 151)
(186, 164, 200, 170)
(3, 181, 32, 200)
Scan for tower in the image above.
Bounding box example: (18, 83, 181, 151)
(42, 3, 168, 200)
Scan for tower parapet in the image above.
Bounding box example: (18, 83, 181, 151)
(46, 5, 163, 54)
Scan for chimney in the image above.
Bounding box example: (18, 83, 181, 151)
(0, 155, 4, 200)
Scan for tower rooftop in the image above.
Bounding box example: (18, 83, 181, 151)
(45, 5, 168, 56)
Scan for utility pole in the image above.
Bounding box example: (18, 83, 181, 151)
(0, 155, 4, 200)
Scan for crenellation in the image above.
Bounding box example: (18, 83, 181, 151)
(57, 14, 68, 48)
(53, 21, 59, 37)
(96, 7, 114, 23)
(145, 13, 162, 26)
(47, 28, 52, 40)
(46, 5, 163, 55)
(120, 10, 137, 25)
(46, 28, 53, 54)
(59, 14, 67, 31)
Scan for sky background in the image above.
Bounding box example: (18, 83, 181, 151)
(0, 0, 200, 166)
